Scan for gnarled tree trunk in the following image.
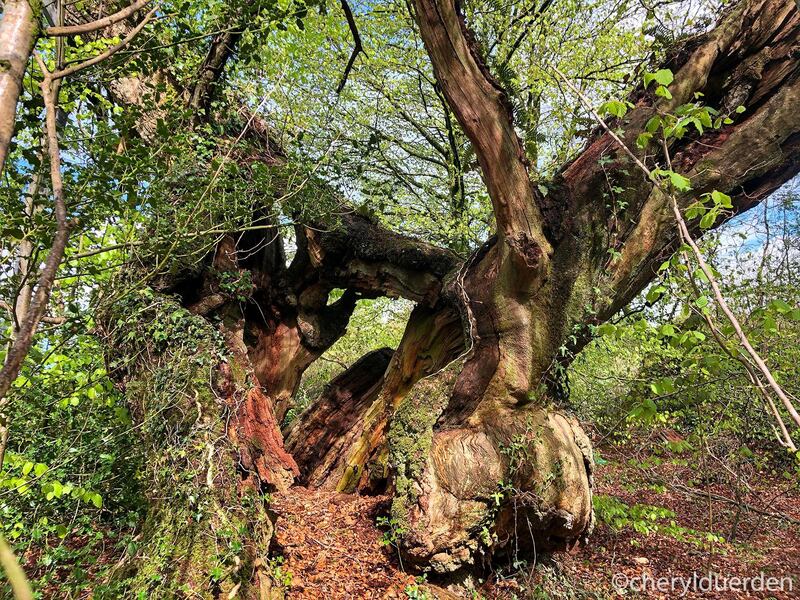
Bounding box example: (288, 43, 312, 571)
(282, 0, 800, 574)
(86, 0, 800, 592)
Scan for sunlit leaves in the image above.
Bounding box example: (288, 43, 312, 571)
(653, 168, 692, 191)
(600, 99, 631, 118)
(644, 68, 674, 88)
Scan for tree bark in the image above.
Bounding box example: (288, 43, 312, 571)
(84, 0, 800, 584)
(97, 289, 287, 598)
(284, 0, 800, 574)
(0, 0, 39, 175)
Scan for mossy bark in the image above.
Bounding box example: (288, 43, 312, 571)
(89, 0, 800, 582)
(97, 289, 285, 598)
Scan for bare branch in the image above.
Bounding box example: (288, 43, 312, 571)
(335, 0, 365, 94)
(0, 301, 66, 325)
(45, 0, 152, 37)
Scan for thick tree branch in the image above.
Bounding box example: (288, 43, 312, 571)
(45, 0, 151, 36)
(410, 0, 547, 243)
(550, 0, 799, 326)
(49, 7, 157, 81)
(189, 28, 243, 114)
(296, 210, 460, 304)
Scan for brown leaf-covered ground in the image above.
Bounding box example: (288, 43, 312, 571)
(25, 441, 800, 598)
(271, 487, 417, 599)
(270, 443, 800, 599)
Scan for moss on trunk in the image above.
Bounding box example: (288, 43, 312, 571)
(97, 288, 283, 598)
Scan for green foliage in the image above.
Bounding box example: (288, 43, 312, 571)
(405, 575, 432, 600)
(0, 0, 797, 593)
(593, 494, 726, 546)
(572, 190, 800, 464)
(291, 297, 410, 423)
(0, 332, 142, 597)
(376, 515, 407, 548)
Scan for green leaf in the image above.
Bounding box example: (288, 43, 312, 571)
(646, 285, 666, 303)
(763, 316, 778, 334)
(600, 100, 628, 118)
(655, 85, 673, 100)
(596, 323, 617, 337)
(653, 69, 674, 86)
(22, 462, 33, 476)
(700, 210, 717, 229)
(659, 323, 676, 337)
(769, 299, 792, 314)
(34, 463, 48, 477)
(710, 190, 732, 209)
(636, 132, 652, 148)
(668, 172, 692, 191)
(644, 69, 674, 88)
(645, 116, 661, 133)
(694, 295, 709, 308)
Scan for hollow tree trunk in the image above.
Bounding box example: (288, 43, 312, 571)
(98, 289, 291, 598)
(293, 243, 595, 572)
(288, 0, 800, 574)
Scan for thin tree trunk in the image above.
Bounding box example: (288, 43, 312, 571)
(0, 0, 39, 175)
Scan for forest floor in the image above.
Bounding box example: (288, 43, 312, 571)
(23, 436, 800, 598)
(270, 439, 800, 599)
